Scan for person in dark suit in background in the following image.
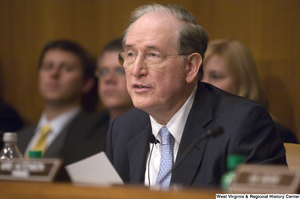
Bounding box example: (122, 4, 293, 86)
(62, 38, 133, 166)
(202, 39, 298, 143)
(17, 39, 98, 159)
(97, 38, 133, 120)
(0, 100, 23, 132)
(106, 3, 286, 188)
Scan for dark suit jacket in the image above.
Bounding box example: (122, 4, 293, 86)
(0, 101, 23, 132)
(17, 111, 85, 158)
(17, 111, 109, 162)
(17, 110, 109, 181)
(274, 121, 298, 143)
(0, 101, 24, 149)
(106, 82, 286, 188)
(62, 111, 110, 166)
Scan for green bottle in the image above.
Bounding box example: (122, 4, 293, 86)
(221, 154, 245, 192)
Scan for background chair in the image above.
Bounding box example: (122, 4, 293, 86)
(284, 143, 300, 171)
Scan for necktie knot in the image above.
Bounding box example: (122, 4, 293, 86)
(159, 126, 172, 145)
(40, 124, 51, 137)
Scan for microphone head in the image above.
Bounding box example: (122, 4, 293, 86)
(148, 134, 156, 144)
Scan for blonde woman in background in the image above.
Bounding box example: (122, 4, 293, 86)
(202, 39, 298, 143)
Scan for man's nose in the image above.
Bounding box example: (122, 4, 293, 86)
(49, 66, 60, 76)
(132, 54, 147, 77)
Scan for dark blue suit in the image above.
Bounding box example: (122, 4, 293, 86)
(18, 111, 109, 181)
(17, 111, 109, 164)
(106, 82, 286, 188)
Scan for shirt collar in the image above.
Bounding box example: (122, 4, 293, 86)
(37, 106, 81, 133)
(150, 85, 197, 144)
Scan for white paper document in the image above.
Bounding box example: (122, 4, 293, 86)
(65, 152, 123, 185)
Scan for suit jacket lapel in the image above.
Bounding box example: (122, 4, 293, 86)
(17, 125, 36, 155)
(43, 126, 68, 157)
(172, 82, 214, 186)
(127, 114, 151, 183)
(44, 112, 82, 157)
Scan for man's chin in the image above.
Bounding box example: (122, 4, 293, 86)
(44, 98, 77, 106)
(132, 101, 153, 111)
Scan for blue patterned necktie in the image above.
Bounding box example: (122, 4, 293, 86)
(156, 126, 173, 187)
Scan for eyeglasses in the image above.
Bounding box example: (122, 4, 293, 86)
(118, 51, 190, 69)
(95, 67, 125, 78)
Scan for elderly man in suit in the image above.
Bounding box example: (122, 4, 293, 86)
(106, 4, 286, 188)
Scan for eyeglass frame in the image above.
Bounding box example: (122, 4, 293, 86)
(95, 66, 126, 78)
(118, 51, 191, 68)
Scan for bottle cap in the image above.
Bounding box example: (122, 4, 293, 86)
(227, 154, 245, 170)
(3, 132, 18, 142)
(28, 150, 42, 158)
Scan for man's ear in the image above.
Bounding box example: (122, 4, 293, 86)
(185, 53, 202, 83)
(82, 77, 95, 94)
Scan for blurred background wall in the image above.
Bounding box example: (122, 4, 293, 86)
(0, 0, 299, 139)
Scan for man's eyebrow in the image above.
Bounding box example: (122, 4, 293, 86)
(124, 44, 133, 48)
(124, 45, 161, 52)
(146, 45, 160, 51)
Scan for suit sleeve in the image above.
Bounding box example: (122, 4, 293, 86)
(228, 104, 286, 165)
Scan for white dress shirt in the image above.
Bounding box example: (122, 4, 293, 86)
(24, 106, 81, 156)
(144, 85, 197, 186)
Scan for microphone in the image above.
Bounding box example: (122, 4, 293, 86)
(148, 134, 160, 185)
(156, 126, 224, 186)
(148, 134, 160, 145)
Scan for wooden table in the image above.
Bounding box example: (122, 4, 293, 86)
(0, 181, 219, 199)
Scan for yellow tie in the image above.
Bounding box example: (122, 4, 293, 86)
(32, 124, 51, 155)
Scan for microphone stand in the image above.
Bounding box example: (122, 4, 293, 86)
(148, 134, 160, 186)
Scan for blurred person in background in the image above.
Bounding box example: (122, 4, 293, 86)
(97, 37, 133, 120)
(0, 99, 24, 149)
(17, 39, 98, 160)
(0, 100, 23, 132)
(62, 37, 133, 166)
(202, 38, 298, 143)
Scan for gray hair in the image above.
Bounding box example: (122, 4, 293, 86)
(123, 4, 208, 78)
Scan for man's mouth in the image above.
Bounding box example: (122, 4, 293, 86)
(132, 83, 151, 92)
